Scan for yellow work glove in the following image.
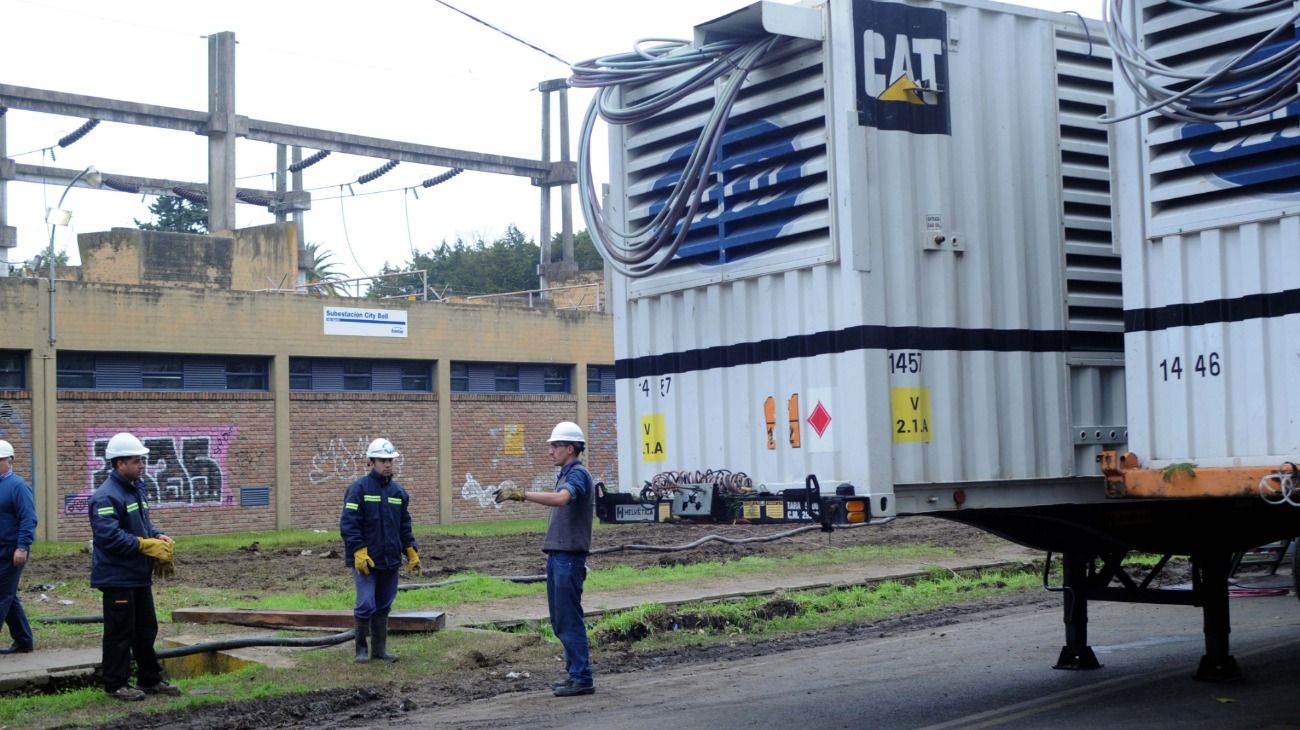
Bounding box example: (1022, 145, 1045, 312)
(137, 537, 174, 562)
(354, 547, 375, 575)
(494, 485, 526, 503)
(153, 558, 175, 580)
(405, 547, 421, 574)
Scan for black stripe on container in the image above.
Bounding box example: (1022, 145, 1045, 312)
(1125, 288, 1300, 334)
(614, 325, 1122, 380)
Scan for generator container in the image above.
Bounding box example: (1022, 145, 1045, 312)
(1107, 0, 1300, 499)
(596, 0, 1126, 515)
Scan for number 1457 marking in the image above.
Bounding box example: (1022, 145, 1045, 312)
(639, 377, 671, 397)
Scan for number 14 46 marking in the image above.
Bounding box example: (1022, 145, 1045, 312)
(1158, 352, 1222, 381)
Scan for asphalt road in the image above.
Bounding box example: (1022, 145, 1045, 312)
(387, 590, 1300, 729)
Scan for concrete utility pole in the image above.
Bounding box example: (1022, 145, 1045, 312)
(538, 78, 576, 293)
(207, 31, 237, 233)
(0, 111, 15, 271)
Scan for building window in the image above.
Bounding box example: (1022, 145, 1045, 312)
(587, 365, 616, 395)
(342, 361, 371, 391)
(401, 361, 430, 392)
(57, 353, 96, 389)
(453, 362, 575, 394)
(289, 359, 312, 390)
(226, 359, 268, 390)
(494, 364, 519, 392)
(543, 365, 569, 393)
(56, 352, 269, 391)
(290, 358, 433, 392)
(450, 363, 469, 392)
(141, 356, 183, 390)
(0, 352, 24, 390)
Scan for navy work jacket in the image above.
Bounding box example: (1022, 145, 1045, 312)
(340, 471, 417, 571)
(89, 471, 162, 588)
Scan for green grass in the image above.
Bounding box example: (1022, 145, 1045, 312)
(5, 628, 532, 729)
(588, 566, 1044, 648)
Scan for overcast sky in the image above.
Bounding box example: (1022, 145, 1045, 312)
(2, 0, 1102, 281)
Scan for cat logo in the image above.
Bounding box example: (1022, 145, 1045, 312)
(854, 0, 951, 135)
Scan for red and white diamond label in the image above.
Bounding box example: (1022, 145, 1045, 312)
(807, 401, 832, 437)
(806, 389, 836, 453)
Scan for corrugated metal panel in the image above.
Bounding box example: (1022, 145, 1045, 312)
(519, 365, 545, 394)
(607, 0, 1122, 515)
(96, 356, 141, 390)
(311, 361, 344, 391)
(467, 364, 495, 393)
(372, 363, 403, 392)
(1112, 2, 1300, 468)
(183, 359, 226, 391)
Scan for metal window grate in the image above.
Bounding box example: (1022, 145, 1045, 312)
(239, 486, 271, 508)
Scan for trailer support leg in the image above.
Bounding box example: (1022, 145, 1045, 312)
(1054, 552, 1100, 670)
(1193, 551, 1240, 682)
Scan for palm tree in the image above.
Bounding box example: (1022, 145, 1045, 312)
(304, 242, 346, 296)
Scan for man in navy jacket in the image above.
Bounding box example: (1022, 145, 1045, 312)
(89, 432, 182, 702)
(340, 438, 419, 663)
(0, 439, 36, 655)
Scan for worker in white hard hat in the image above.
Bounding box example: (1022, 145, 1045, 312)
(495, 421, 595, 696)
(88, 432, 182, 701)
(0, 439, 36, 655)
(340, 438, 419, 664)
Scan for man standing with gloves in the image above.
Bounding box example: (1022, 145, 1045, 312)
(340, 438, 419, 664)
(0, 439, 36, 655)
(89, 432, 182, 701)
(495, 421, 595, 696)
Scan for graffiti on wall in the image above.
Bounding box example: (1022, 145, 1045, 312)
(0, 402, 32, 469)
(65, 425, 239, 515)
(308, 436, 405, 485)
(461, 472, 554, 510)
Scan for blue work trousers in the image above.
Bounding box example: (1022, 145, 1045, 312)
(0, 552, 32, 649)
(546, 552, 592, 684)
(353, 567, 399, 620)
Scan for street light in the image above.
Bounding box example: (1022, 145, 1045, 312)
(45, 165, 102, 345)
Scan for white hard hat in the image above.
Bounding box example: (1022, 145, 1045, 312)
(547, 421, 585, 444)
(0, 440, 12, 459)
(105, 432, 150, 459)
(366, 438, 400, 459)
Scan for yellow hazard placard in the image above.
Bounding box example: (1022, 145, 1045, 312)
(503, 423, 525, 455)
(657, 502, 670, 522)
(766, 501, 785, 520)
(890, 387, 932, 443)
(743, 502, 761, 520)
(641, 414, 667, 463)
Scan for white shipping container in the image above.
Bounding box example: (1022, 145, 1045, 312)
(601, 0, 1127, 515)
(1111, 1, 1300, 473)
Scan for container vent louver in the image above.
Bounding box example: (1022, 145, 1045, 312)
(621, 38, 831, 272)
(1056, 29, 1122, 338)
(1137, 1, 1300, 224)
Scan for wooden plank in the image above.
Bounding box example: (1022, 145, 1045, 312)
(172, 607, 444, 632)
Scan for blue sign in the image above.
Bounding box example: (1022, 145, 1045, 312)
(853, 0, 951, 135)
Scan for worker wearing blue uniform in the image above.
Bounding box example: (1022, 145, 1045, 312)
(340, 438, 419, 663)
(0, 439, 36, 655)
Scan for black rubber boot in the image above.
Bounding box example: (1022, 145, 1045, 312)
(371, 615, 398, 663)
(354, 618, 370, 663)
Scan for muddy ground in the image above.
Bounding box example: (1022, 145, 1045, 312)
(35, 517, 1029, 729)
(25, 516, 999, 593)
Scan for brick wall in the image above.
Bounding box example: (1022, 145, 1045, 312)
(0, 391, 35, 485)
(450, 394, 576, 524)
(289, 393, 439, 529)
(586, 396, 618, 491)
(56, 392, 275, 541)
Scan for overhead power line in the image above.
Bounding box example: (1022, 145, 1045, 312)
(431, 0, 571, 67)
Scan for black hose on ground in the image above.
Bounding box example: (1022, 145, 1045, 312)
(154, 630, 355, 659)
(35, 615, 103, 624)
